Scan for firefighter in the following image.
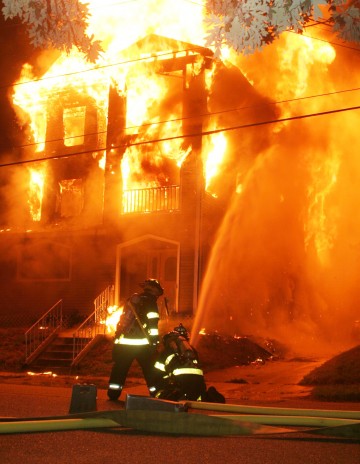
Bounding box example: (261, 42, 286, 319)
(107, 278, 164, 401)
(152, 323, 212, 402)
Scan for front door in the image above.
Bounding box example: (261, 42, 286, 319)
(117, 237, 179, 316)
(147, 249, 178, 316)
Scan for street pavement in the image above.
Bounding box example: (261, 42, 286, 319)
(0, 360, 359, 464)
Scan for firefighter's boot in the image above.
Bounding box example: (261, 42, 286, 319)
(107, 383, 122, 401)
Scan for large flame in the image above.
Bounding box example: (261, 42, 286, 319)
(28, 165, 45, 221)
(103, 305, 123, 334)
(192, 32, 360, 355)
(12, 0, 221, 214)
(204, 132, 227, 195)
(8, 2, 360, 354)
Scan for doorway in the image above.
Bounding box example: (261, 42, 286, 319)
(115, 235, 179, 316)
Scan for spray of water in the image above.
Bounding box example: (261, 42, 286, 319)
(191, 34, 360, 356)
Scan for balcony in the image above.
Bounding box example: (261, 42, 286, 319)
(122, 185, 180, 214)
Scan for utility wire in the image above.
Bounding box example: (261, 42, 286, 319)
(1, 1, 360, 153)
(11, 84, 360, 151)
(1, 103, 359, 169)
(0, 47, 209, 90)
(299, 29, 360, 52)
(5, 33, 360, 92)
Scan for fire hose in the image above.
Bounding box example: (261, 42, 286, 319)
(184, 401, 360, 420)
(0, 398, 359, 437)
(0, 409, 277, 436)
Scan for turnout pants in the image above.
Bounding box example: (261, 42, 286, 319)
(108, 343, 157, 399)
(156, 373, 207, 401)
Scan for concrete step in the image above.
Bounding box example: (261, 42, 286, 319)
(37, 351, 73, 360)
(29, 335, 94, 371)
(32, 358, 72, 367)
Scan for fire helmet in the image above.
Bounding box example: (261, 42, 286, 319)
(140, 278, 164, 296)
(173, 323, 189, 339)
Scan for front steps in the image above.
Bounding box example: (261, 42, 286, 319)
(28, 335, 91, 374)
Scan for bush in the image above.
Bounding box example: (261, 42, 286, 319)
(311, 385, 360, 402)
(0, 328, 26, 371)
(300, 345, 360, 385)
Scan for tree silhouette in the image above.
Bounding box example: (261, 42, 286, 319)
(2, 0, 102, 62)
(2, 1, 360, 61)
(204, 0, 360, 55)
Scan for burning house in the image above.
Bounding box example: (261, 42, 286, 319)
(2, 1, 358, 358)
(0, 32, 250, 326)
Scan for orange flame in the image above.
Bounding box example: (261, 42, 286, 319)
(11, 0, 234, 213)
(28, 166, 45, 221)
(102, 304, 123, 334)
(204, 132, 227, 195)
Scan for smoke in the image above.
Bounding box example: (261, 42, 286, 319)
(192, 33, 360, 356)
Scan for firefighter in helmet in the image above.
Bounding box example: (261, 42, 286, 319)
(152, 323, 208, 401)
(107, 278, 164, 401)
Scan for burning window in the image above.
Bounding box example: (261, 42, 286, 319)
(63, 106, 86, 146)
(57, 179, 84, 218)
(28, 166, 45, 222)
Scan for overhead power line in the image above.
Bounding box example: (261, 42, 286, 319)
(300, 29, 360, 52)
(1, 103, 359, 169)
(0, 47, 205, 90)
(8, 84, 360, 151)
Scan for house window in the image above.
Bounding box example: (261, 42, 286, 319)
(58, 179, 84, 218)
(63, 106, 86, 146)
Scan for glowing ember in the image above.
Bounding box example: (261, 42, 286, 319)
(27, 371, 57, 377)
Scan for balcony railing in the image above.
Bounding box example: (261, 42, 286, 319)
(122, 185, 180, 214)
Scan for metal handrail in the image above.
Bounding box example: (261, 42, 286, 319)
(24, 299, 63, 365)
(72, 285, 114, 365)
(122, 185, 180, 214)
(94, 284, 115, 325)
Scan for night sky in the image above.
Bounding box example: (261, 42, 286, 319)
(0, 17, 61, 216)
(0, 16, 61, 157)
(0, 16, 33, 155)
(0, 17, 32, 216)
